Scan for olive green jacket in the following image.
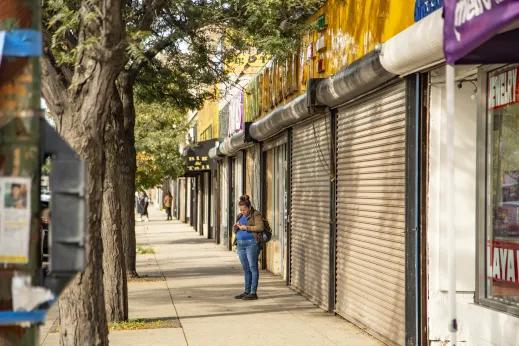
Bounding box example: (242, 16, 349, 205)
(233, 209, 265, 245)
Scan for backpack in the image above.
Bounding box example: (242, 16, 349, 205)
(258, 218, 273, 244)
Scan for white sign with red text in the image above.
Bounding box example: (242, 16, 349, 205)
(487, 240, 519, 286)
(489, 67, 519, 110)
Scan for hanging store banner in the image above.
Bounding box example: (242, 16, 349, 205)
(444, 0, 519, 64)
(185, 140, 218, 174)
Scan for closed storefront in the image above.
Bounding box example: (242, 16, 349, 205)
(197, 175, 203, 234)
(290, 114, 331, 310)
(219, 159, 230, 248)
(186, 178, 192, 224)
(335, 82, 406, 345)
(191, 177, 198, 230)
(179, 178, 186, 222)
(231, 151, 244, 250)
(211, 170, 217, 240)
(264, 134, 289, 278)
(203, 172, 210, 238)
(234, 151, 244, 203)
(245, 144, 261, 211)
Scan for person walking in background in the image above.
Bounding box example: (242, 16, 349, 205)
(164, 192, 173, 221)
(138, 192, 150, 222)
(233, 195, 264, 301)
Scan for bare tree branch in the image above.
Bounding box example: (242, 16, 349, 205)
(127, 36, 176, 79)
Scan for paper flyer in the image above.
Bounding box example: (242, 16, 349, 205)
(0, 177, 32, 264)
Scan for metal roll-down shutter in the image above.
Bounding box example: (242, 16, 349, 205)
(220, 160, 229, 247)
(290, 114, 331, 310)
(245, 144, 261, 211)
(335, 82, 406, 345)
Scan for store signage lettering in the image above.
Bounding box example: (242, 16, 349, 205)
(187, 156, 210, 171)
(488, 67, 518, 110)
(487, 240, 519, 286)
(244, 56, 299, 121)
(453, 0, 494, 41)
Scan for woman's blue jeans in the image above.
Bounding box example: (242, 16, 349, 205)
(237, 239, 260, 294)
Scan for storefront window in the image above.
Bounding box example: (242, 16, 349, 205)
(485, 65, 519, 308)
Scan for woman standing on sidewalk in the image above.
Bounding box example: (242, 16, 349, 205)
(164, 192, 173, 221)
(233, 195, 264, 300)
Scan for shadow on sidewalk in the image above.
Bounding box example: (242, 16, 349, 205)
(151, 238, 215, 245)
(174, 305, 318, 321)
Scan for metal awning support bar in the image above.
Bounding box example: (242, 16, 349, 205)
(445, 64, 457, 345)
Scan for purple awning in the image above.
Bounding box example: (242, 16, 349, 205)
(444, 0, 519, 64)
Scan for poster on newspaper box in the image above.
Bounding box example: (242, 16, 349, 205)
(0, 177, 32, 264)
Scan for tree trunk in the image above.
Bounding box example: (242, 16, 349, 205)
(119, 73, 138, 277)
(40, 0, 125, 344)
(101, 89, 129, 322)
(56, 120, 110, 346)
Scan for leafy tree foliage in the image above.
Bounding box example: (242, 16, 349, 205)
(135, 102, 190, 190)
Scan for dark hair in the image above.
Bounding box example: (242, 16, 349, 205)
(238, 195, 251, 208)
(11, 184, 21, 189)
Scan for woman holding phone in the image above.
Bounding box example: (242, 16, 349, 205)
(233, 195, 264, 300)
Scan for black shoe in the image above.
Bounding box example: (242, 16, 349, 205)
(234, 292, 249, 299)
(242, 293, 258, 300)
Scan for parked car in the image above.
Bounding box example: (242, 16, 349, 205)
(41, 191, 51, 202)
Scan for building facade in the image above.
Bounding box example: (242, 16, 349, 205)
(173, 1, 519, 345)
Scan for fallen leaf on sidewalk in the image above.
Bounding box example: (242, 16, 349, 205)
(109, 317, 181, 331)
(128, 276, 165, 283)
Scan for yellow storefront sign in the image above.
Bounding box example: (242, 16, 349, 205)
(244, 0, 416, 122)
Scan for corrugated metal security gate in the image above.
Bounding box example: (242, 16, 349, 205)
(290, 114, 331, 310)
(263, 134, 288, 278)
(245, 144, 261, 210)
(229, 152, 244, 250)
(179, 178, 186, 222)
(220, 160, 229, 247)
(335, 82, 406, 345)
(234, 151, 244, 203)
(203, 172, 210, 238)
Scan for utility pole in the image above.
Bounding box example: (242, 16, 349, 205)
(0, 0, 43, 345)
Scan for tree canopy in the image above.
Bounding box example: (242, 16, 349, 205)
(42, 0, 326, 105)
(135, 102, 190, 190)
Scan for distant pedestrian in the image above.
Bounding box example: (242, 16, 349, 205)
(164, 192, 173, 221)
(233, 195, 264, 301)
(138, 192, 149, 222)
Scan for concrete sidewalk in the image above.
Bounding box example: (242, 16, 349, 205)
(41, 207, 383, 346)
